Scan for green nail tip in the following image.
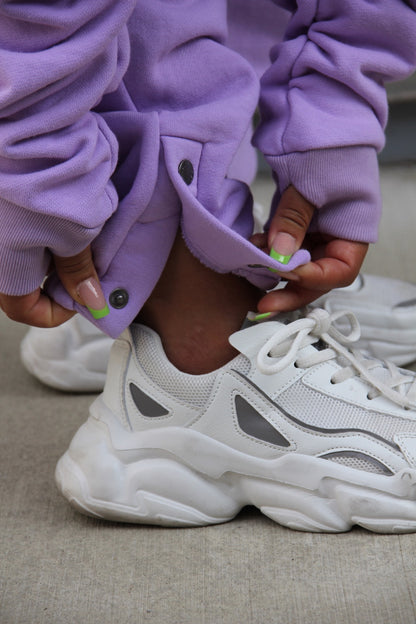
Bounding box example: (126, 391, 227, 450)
(253, 312, 272, 322)
(270, 248, 292, 265)
(87, 304, 110, 319)
(247, 311, 272, 322)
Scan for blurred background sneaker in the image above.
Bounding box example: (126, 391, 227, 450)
(20, 314, 112, 392)
(312, 274, 416, 366)
(20, 273, 416, 392)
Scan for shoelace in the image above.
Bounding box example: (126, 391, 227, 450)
(256, 308, 416, 410)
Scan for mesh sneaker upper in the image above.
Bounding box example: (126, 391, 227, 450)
(277, 380, 416, 444)
(130, 324, 251, 409)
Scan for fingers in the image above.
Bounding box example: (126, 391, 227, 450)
(258, 284, 328, 314)
(294, 239, 369, 289)
(250, 187, 368, 315)
(0, 246, 107, 329)
(258, 239, 368, 314)
(0, 289, 74, 328)
(268, 186, 315, 264)
(0, 246, 107, 328)
(53, 246, 109, 319)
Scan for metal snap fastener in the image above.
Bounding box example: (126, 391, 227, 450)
(109, 288, 129, 309)
(178, 159, 194, 185)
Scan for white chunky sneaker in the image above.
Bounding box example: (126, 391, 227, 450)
(20, 315, 112, 392)
(313, 274, 416, 366)
(56, 308, 416, 533)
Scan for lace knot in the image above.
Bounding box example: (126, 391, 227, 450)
(308, 308, 332, 336)
(254, 307, 416, 409)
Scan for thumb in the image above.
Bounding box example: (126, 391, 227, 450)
(53, 246, 109, 320)
(268, 186, 315, 265)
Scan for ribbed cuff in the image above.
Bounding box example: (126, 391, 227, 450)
(266, 146, 381, 243)
(0, 199, 104, 296)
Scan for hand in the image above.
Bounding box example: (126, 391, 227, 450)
(251, 186, 369, 313)
(0, 246, 106, 328)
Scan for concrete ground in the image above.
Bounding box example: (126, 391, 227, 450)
(1, 164, 416, 624)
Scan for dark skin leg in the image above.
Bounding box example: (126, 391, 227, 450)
(137, 232, 262, 374)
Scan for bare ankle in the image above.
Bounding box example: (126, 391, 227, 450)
(137, 233, 261, 374)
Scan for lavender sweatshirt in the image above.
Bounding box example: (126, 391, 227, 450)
(1, 0, 416, 337)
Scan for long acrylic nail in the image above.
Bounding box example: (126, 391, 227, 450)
(278, 271, 301, 282)
(269, 232, 297, 265)
(77, 277, 109, 319)
(247, 311, 274, 322)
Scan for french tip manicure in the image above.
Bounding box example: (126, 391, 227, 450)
(269, 247, 292, 265)
(247, 311, 273, 322)
(87, 303, 110, 320)
(269, 232, 297, 265)
(77, 277, 108, 318)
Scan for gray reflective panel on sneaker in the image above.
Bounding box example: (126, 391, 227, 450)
(320, 451, 394, 476)
(129, 383, 169, 417)
(395, 298, 416, 308)
(235, 372, 401, 451)
(235, 395, 290, 447)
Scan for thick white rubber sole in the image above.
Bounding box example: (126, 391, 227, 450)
(55, 398, 416, 533)
(20, 332, 107, 393)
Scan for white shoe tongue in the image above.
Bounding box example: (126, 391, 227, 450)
(229, 319, 282, 359)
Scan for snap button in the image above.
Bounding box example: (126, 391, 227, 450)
(178, 159, 194, 185)
(109, 288, 129, 309)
